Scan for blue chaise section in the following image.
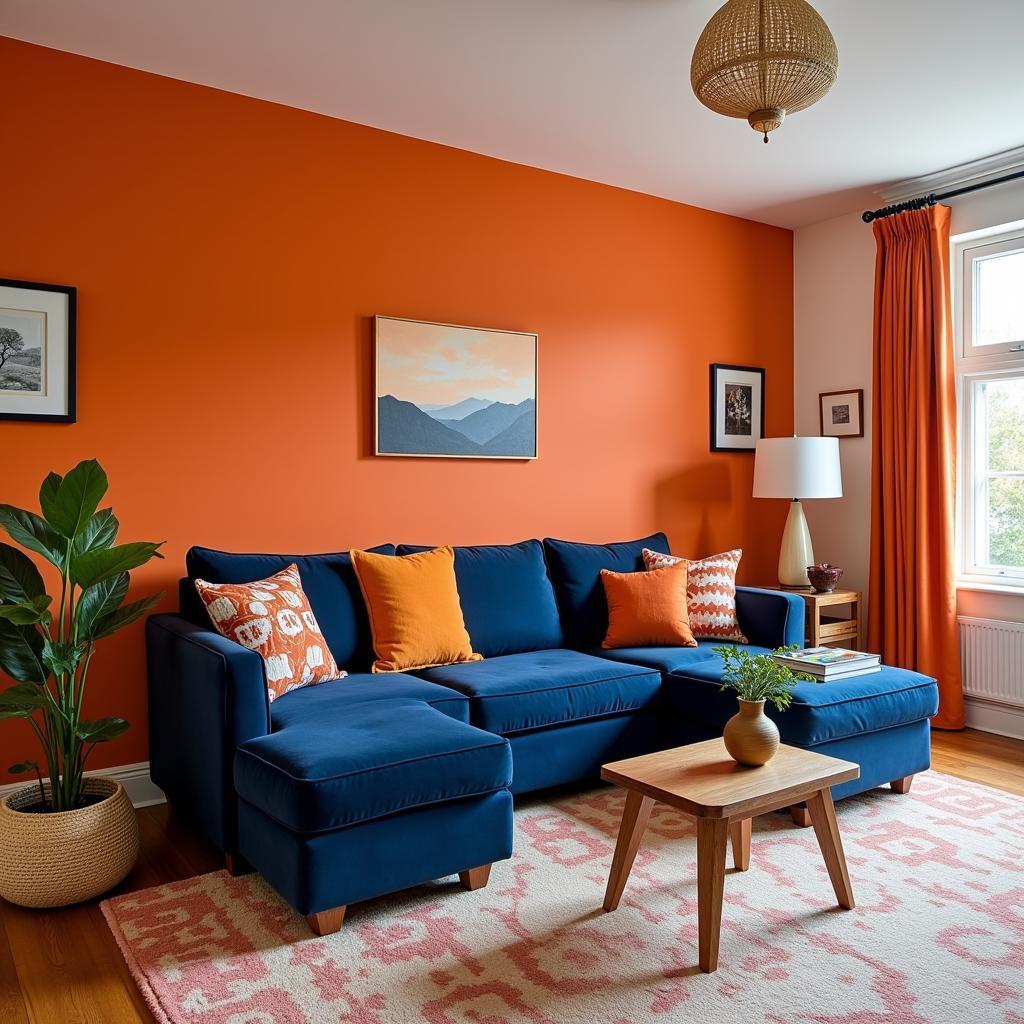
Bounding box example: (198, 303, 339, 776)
(148, 545, 516, 927)
(234, 687, 514, 918)
(664, 656, 939, 800)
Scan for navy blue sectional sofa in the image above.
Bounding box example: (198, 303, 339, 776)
(146, 533, 938, 934)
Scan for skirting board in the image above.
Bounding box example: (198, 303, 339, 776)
(0, 761, 166, 808)
(964, 695, 1024, 741)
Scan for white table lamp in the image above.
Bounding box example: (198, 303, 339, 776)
(753, 437, 842, 588)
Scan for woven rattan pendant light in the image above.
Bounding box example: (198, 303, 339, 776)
(691, 0, 838, 143)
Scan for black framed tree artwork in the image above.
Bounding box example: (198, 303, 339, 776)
(709, 363, 765, 452)
(0, 279, 76, 423)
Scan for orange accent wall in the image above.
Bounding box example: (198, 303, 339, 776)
(1, 37, 793, 779)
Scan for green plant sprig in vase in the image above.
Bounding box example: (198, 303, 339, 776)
(0, 459, 164, 811)
(712, 644, 816, 766)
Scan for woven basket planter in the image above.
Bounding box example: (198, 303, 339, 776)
(0, 776, 139, 908)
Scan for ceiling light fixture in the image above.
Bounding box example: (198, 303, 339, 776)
(690, 0, 839, 144)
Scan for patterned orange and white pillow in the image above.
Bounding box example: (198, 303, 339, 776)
(642, 548, 748, 643)
(195, 564, 344, 701)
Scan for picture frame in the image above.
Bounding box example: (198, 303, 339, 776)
(709, 363, 765, 452)
(0, 278, 76, 423)
(374, 315, 538, 459)
(819, 389, 864, 438)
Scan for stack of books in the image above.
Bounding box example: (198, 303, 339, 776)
(773, 647, 881, 680)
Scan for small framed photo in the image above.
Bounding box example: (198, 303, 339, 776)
(0, 278, 76, 423)
(709, 363, 765, 452)
(820, 389, 864, 438)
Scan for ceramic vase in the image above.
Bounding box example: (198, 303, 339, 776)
(723, 698, 780, 766)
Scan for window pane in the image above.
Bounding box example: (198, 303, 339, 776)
(988, 477, 1024, 569)
(985, 377, 1024, 473)
(976, 249, 1024, 346)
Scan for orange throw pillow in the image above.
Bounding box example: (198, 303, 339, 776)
(350, 545, 482, 673)
(195, 564, 343, 702)
(600, 561, 697, 649)
(643, 547, 748, 643)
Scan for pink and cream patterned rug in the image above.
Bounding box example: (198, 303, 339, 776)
(102, 771, 1024, 1024)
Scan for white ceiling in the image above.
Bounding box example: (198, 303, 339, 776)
(3, 0, 1024, 228)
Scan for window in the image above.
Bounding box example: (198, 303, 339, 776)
(956, 226, 1024, 588)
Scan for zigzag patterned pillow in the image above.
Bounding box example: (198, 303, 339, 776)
(642, 548, 748, 643)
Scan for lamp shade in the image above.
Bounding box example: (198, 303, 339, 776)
(752, 437, 842, 499)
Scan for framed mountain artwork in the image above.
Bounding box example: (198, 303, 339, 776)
(374, 316, 538, 459)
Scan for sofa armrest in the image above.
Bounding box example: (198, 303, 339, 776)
(735, 587, 805, 649)
(146, 613, 269, 852)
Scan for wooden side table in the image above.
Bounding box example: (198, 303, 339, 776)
(756, 585, 862, 649)
(601, 740, 859, 973)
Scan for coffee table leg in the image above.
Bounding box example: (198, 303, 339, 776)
(603, 791, 654, 912)
(805, 788, 855, 910)
(697, 817, 729, 973)
(730, 818, 751, 871)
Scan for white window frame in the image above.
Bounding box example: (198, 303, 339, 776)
(955, 224, 1024, 591)
(959, 232, 1024, 359)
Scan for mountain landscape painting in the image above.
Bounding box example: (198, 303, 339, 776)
(375, 316, 538, 459)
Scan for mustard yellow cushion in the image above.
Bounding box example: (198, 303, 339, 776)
(350, 545, 482, 673)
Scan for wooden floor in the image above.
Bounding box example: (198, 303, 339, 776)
(1, 728, 1021, 1023)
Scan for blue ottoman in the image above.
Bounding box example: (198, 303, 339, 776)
(234, 693, 514, 932)
(663, 657, 940, 823)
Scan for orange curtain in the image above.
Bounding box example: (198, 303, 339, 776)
(868, 205, 963, 729)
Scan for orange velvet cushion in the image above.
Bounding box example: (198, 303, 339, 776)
(600, 561, 697, 649)
(350, 545, 482, 673)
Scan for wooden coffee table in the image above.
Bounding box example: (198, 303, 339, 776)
(601, 739, 860, 973)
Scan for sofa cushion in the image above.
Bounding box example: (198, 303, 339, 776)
(418, 649, 662, 736)
(666, 659, 939, 746)
(595, 640, 756, 675)
(183, 544, 394, 671)
(351, 546, 481, 673)
(543, 533, 671, 649)
(397, 540, 564, 657)
(194, 563, 342, 701)
(236, 698, 511, 833)
(643, 547, 748, 643)
(269, 672, 470, 728)
(600, 561, 696, 650)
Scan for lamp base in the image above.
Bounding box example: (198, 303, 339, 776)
(778, 499, 814, 588)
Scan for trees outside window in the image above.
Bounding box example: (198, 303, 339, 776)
(957, 227, 1024, 587)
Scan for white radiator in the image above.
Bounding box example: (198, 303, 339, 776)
(958, 616, 1024, 709)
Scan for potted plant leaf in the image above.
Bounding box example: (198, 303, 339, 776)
(712, 644, 815, 766)
(0, 459, 163, 908)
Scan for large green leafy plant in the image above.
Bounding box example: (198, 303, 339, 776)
(0, 460, 163, 811)
(713, 644, 816, 712)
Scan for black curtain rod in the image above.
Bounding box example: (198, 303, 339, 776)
(862, 167, 1024, 224)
